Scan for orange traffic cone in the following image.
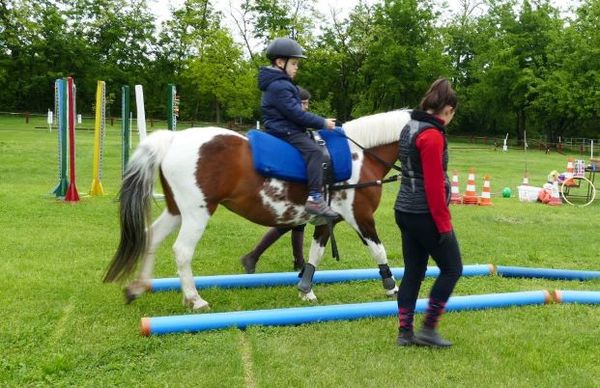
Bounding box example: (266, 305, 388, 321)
(547, 179, 562, 206)
(462, 168, 478, 205)
(565, 158, 574, 180)
(522, 171, 530, 186)
(450, 171, 462, 204)
(479, 175, 492, 206)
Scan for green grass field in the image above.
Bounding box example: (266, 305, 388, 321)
(1, 115, 599, 387)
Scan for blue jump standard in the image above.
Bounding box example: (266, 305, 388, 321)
(141, 290, 553, 335)
(149, 264, 495, 292)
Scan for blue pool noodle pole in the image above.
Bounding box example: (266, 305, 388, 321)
(149, 264, 494, 292)
(553, 290, 600, 304)
(140, 290, 551, 336)
(495, 266, 600, 281)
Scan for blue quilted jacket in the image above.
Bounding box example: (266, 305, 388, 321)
(258, 66, 326, 136)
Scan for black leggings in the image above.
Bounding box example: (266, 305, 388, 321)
(395, 210, 463, 309)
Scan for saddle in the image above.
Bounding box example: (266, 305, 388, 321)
(247, 128, 352, 184)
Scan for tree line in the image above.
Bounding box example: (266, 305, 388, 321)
(1, 0, 599, 140)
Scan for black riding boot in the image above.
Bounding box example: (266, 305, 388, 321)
(414, 299, 452, 347)
(240, 228, 284, 273)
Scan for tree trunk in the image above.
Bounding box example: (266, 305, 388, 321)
(215, 100, 221, 123)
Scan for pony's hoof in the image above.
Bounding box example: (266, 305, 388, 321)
(184, 296, 210, 311)
(382, 277, 398, 297)
(123, 286, 142, 304)
(385, 285, 399, 297)
(124, 287, 140, 304)
(124, 280, 151, 304)
(192, 300, 210, 311)
(240, 253, 257, 274)
(299, 290, 318, 303)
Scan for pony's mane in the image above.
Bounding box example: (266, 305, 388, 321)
(342, 109, 412, 149)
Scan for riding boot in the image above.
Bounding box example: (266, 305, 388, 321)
(414, 299, 452, 348)
(397, 330, 415, 346)
(414, 327, 452, 348)
(240, 228, 284, 274)
(397, 306, 415, 346)
(297, 263, 316, 293)
(291, 229, 305, 271)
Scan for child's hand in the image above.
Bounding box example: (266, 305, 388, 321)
(325, 118, 336, 130)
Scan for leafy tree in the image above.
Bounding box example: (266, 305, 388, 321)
(239, 0, 317, 45)
(184, 28, 258, 122)
(532, 0, 600, 139)
(457, 0, 562, 140)
(354, 0, 451, 115)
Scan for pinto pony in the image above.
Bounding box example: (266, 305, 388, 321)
(103, 109, 411, 310)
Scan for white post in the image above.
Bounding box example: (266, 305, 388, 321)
(256, 121, 260, 130)
(47, 109, 53, 132)
(135, 84, 147, 142)
(129, 111, 133, 149)
(77, 114, 82, 125)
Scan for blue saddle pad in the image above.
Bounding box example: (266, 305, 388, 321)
(247, 128, 352, 183)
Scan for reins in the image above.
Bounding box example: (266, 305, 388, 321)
(342, 132, 403, 174)
(328, 132, 403, 191)
(329, 174, 401, 191)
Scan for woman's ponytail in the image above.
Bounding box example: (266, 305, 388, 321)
(419, 78, 457, 114)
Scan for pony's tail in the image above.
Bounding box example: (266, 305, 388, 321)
(103, 130, 175, 283)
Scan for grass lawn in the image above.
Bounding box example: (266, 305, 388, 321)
(1, 114, 599, 387)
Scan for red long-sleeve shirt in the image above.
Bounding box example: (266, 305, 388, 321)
(415, 128, 452, 233)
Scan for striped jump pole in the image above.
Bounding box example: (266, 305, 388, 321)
(89, 80, 106, 196)
(149, 264, 495, 292)
(51, 78, 69, 197)
(166, 83, 178, 131)
(64, 76, 79, 203)
(140, 290, 552, 336)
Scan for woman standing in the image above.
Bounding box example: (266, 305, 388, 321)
(395, 79, 462, 348)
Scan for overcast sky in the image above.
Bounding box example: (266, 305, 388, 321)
(148, 0, 577, 46)
(148, 0, 458, 52)
(148, 0, 370, 25)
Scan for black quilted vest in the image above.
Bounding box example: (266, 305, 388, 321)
(394, 110, 450, 213)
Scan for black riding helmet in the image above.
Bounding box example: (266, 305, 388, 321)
(298, 86, 311, 101)
(266, 37, 307, 61)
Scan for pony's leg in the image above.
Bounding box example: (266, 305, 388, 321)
(125, 209, 181, 302)
(173, 209, 211, 310)
(297, 225, 329, 302)
(355, 219, 398, 297)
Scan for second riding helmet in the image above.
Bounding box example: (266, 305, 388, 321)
(266, 37, 307, 60)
